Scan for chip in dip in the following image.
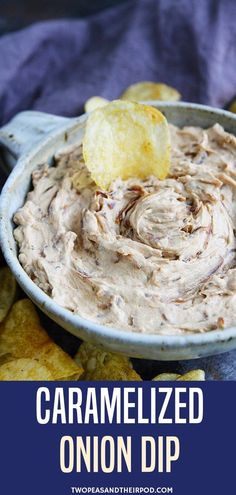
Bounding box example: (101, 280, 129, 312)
(13, 117, 236, 335)
(83, 100, 170, 189)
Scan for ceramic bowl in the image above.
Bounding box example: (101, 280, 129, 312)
(0, 102, 236, 360)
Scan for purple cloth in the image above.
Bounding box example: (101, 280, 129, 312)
(0, 0, 236, 125)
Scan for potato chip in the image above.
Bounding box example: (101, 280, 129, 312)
(121, 82, 181, 102)
(75, 342, 142, 381)
(0, 299, 83, 381)
(84, 96, 109, 113)
(177, 370, 205, 381)
(152, 373, 181, 381)
(0, 353, 13, 366)
(83, 99, 170, 189)
(0, 267, 17, 322)
(229, 100, 236, 113)
(0, 358, 54, 381)
(152, 370, 205, 381)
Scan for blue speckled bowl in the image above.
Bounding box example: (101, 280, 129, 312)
(0, 102, 236, 360)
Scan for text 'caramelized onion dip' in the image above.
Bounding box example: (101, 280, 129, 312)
(13, 106, 236, 335)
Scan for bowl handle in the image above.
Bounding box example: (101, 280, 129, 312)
(0, 110, 70, 172)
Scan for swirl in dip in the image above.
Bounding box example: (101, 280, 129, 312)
(14, 124, 236, 334)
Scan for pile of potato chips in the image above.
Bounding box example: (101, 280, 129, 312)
(0, 267, 205, 381)
(0, 268, 83, 380)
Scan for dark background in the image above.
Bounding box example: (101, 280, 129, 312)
(0, 0, 128, 34)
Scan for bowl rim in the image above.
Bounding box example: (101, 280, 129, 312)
(1, 100, 236, 350)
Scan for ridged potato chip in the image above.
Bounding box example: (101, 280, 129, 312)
(84, 96, 109, 113)
(153, 373, 181, 381)
(0, 299, 83, 381)
(177, 370, 205, 381)
(75, 342, 142, 381)
(229, 100, 236, 113)
(0, 358, 54, 381)
(121, 82, 181, 102)
(83, 99, 170, 189)
(153, 370, 205, 381)
(0, 267, 17, 322)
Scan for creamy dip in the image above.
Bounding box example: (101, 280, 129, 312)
(14, 124, 236, 335)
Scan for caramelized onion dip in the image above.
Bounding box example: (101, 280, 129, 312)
(14, 124, 236, 335)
